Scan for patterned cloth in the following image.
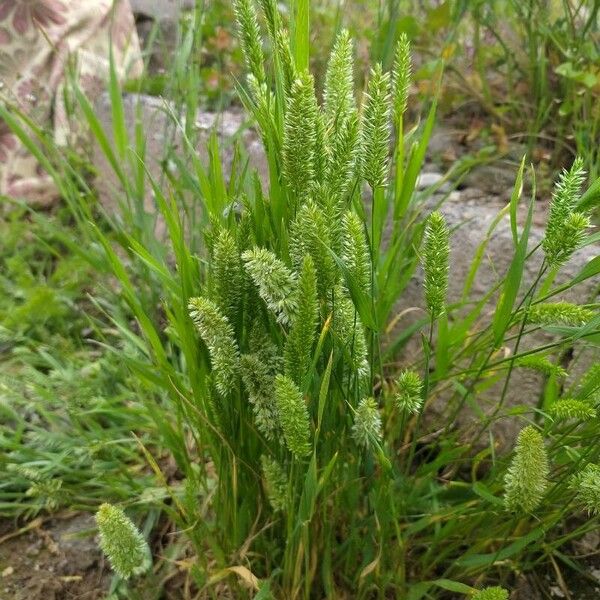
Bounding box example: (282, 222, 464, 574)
(0, 0, 142, 205)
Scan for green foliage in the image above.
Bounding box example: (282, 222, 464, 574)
(96, 503, 151, 579)
(504, 426, 549, 513)
(4, 3, 600, 598)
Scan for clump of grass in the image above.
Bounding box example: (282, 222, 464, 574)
(2, 1, 600, 597)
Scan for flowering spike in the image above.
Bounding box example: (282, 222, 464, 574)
(189, 297, 239, 396)
(233, 0, 266, 86)
(570, 464, 600, 514)
(394, 370, 423, 414)
(261, 455, 288, 511)
(96, 504, 150, 580)
(212, 229, 243, 325)
(323, 29, 355, 128)
(326, 109, 360, 202)
(392, 33, 411, 125)
(542, 157, 589, 266)
(290, 200, 337, 296)
(242, 247, 298, 324)
(283, 72, 319, 203)
(527, 302, 593, 327)
(549, 398, 596, 422)
(422, 211, 450, 320)
(240, 353, 280, 439)
(284, 256, 318, 386)
(472, 588, 509, 600)
(360, 63, 391, 189)
(275, 28, 296, 94)
(514, 355, 567, 379)
(274, 374, 312, 457)
(352, 397, 382, 449)
(342, 211, 372, 293)
(504, 426, 549, 513)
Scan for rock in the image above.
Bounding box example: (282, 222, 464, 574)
(92, 93, 268, 236)
(129, 0, 195, 20)
(389, 190, 599, 449)
(461, 162, 522, 197)
(416, 172, 446, 191)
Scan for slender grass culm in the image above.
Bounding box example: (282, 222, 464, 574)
(2, 1, 599, 598)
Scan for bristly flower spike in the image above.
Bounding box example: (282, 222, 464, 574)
(542, 157, 589, 266)
(283, 72, 319, 203)
(242, 247, 298, 325)
(274, 374, 312, 457)
(504, 426, 549, 513)
(360, 63, 391, 190)
(261, 455, 288, 511)
(570, 463, 600, 515)
(324, 29, 355, 128)
(284, 256, 319, 386)
(395, 370, 423, 414)
(342, 210, 372, 292)
(527, 302, 594, 327)
(233, 0, 266, 87)
(188, 297, 240, 396)
(352, 397, 382, 449)
(422, 211, 450, 320)
(472, 588, 509, 600)
(96, 503, 151, 580)
(392, 33, 411, 126)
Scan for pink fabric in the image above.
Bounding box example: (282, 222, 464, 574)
(0, 0, 142, 205)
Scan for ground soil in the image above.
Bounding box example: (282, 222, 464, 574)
(0, 513, 109, 600)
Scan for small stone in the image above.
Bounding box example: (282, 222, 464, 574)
(416, 172, 444, 190)
(1, 566, 14, 578)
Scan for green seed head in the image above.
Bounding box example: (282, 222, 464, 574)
(96, 504, 150, 580)
(189, 297, 240, 396)
(242, 247, 298, 325)
(392, 33, 411, 125)
(571, 463, 600, 515)
(542, 157, 588, 267)
(472, 587, 509, 600)
(549, 398, 596, 422)
(395, 370, 423, 414)
(261, 455, 288, 511)
(504, 426, 549, 513)
(422, 211, 450, 320)
(352, 397, 382, 449)
(360, 63, 391, 189)
(274, 374, 312, 458)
